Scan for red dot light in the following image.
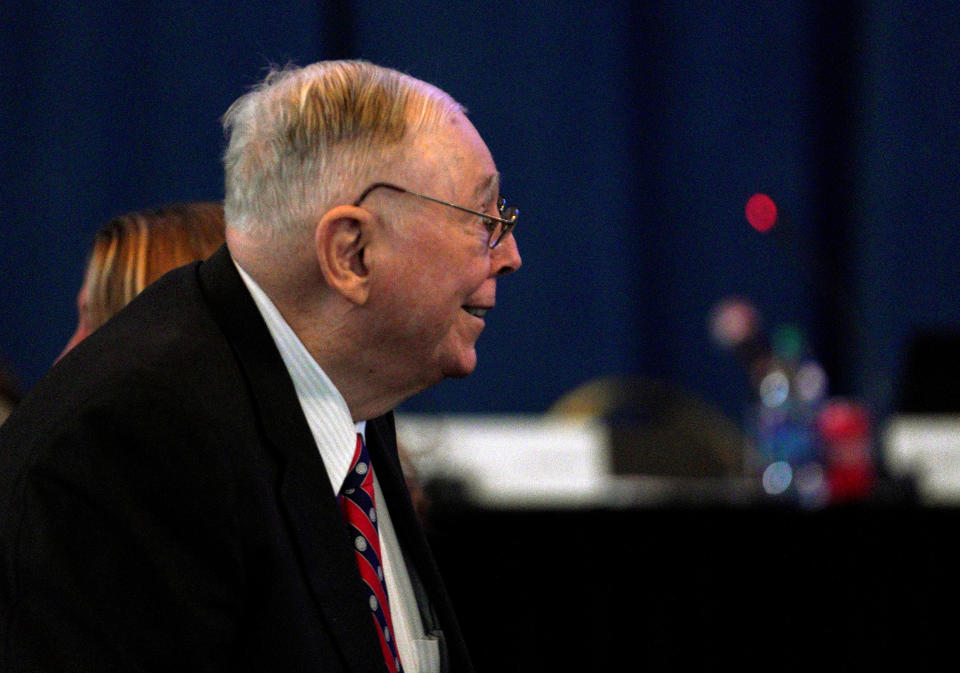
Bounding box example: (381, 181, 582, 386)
(745, 193, 778, 233)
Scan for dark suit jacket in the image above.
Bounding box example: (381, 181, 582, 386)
(0, 246, 473, 673)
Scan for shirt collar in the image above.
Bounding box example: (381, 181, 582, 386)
(233, 257, 359, 494)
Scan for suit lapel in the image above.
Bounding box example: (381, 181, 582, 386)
(197, 246, 387, 673)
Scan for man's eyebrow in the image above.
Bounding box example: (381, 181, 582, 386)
(475, 172, 501, 206)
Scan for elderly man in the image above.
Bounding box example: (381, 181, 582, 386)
(0, 60, 521, 673)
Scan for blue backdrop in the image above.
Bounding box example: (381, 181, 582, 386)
(2, 1, 959, 429)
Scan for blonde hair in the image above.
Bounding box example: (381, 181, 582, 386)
(221, 60, 465, 239)
(81, 202, 225, 330)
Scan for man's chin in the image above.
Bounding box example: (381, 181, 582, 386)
(440, 350, 477, 380)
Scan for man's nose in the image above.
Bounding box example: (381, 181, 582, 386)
(491, 233, 522, 276)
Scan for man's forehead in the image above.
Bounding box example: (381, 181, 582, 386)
(404, 119, 499, 200)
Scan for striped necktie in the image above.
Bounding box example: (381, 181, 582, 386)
(339, 433, 404, 673)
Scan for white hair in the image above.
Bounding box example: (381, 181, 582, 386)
(221, 60, 465, 241)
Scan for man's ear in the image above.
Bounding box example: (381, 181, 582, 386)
(314, 205, 373, 305)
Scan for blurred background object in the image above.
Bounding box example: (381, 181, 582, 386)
(711, 295, 881, 506)
(883, 327, 960, 504)
(548, 375, 746, 478)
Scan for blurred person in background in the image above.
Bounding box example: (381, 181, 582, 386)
(58, 201, 225, 359)
(5, 198, 223, 428)
(0, 358, 20, 426)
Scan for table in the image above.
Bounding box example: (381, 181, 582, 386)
(425, 488, 955, 672)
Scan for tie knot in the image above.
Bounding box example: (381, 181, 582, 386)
(341, 433, 371, 495)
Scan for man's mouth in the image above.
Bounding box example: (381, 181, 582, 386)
(462, 306, 488, 318)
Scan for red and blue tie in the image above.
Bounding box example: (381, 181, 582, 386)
(339, 433, 404, 673)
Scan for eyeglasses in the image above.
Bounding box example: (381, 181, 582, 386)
(353, 182, 519, 249)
